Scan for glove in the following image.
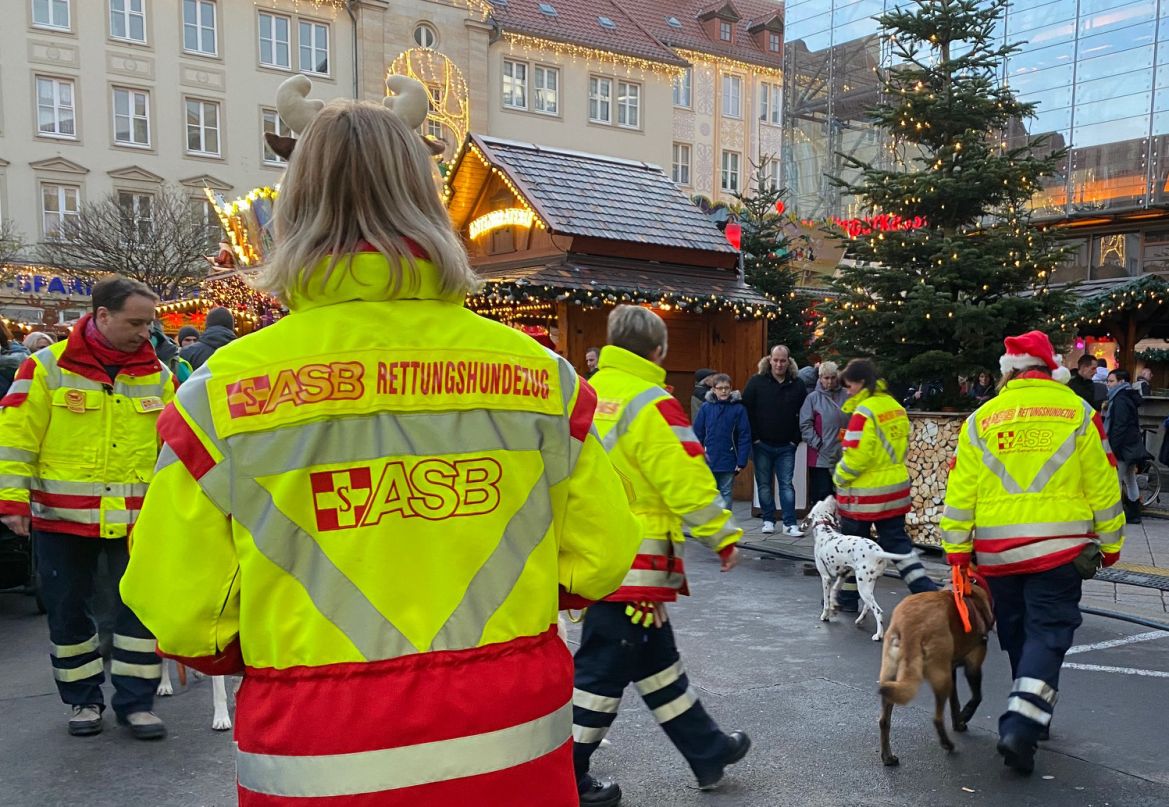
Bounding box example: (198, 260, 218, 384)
(625, 601, 668, 628)
(945, 552, 971, 569)
(1073, 543, 1103, 580)
(1102, 551, 1120, 568)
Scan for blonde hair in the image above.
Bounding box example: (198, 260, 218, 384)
(608, 305, 668, 359)
(819, 360, 839, 377)
(257, 100, 479, 303)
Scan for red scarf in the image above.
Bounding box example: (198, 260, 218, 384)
(57, 313, 161, 384)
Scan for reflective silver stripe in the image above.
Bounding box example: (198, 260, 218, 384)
(635, 660, 683, 696)
(701, 520, 740, 546)
(836, 461, 860, 477)
(0, 474, 29, 489)
(52, 634, 99, 658)
(1093, 501, 1123, 522)
(573, 688, 621, 714)
(651, 687, 698, 724)
(54, 658, 104, 682)
(636, 537, 679, 557)
(970, 413, 1090, 494)
(31, 504, 99, 522)
(901, 568, 928, 584)
(572, 724, 611, 744)
(671, 425, 699, 443)
(839, 496, 911, 514)
(974, 521, 1092, 540)
(36, 348, 65, 388)
(620, 568, 686, 590)
(942, 505, 973, 522)
(1013, 677, 1057, 705)
(969, 416, 1022, 493)
(1096, 529, 1123, 546)
(36, 478, 149, 498)
(976, 538, 1087, 566)
(857, 405, 904, 463)
(842, 481, 912, 497)
(893, 558, 918, 570)
(1029, 427, 1083, 491)
(600, 387, 667, 453)
(113, 634, 157, 653)
(843, 430, 864, 442)
(5, 379, 31, 397)
(154, 445, 181, 474)
(0, 447, 37, 463)
(1007, 696, 1052, 726)
(681, 498, 725, 529)
(943, 530, 972, 545)
(237, 700, 572, 798)
(105, 510, 140, 524)
(114, 381, 166, 399)
(110, 660, 161, 679)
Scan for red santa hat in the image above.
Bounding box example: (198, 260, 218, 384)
(999, 330, 1070, 384)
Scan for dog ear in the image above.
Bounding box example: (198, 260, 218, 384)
(265, 132, 297, 160)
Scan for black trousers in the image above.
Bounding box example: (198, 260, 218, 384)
(572, 601, 729, 785)
(36, 532, 159, 716)
(835, 515, 938, 607)
(808, 467, 835, 505)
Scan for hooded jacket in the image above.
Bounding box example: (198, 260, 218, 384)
(693, 389, 751, 472)
(799, 383, 849, 468)
(1104, 383, 1144, 463)
(180, 324, 236, 370)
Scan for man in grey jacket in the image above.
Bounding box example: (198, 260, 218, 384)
(798, 361, 850, 505)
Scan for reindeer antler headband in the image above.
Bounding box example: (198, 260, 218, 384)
(264, 74, 447, 161)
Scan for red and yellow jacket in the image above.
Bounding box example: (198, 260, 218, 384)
(940, 375, 1124, 575)
(833, 385, 912, 521)
(0, 318, 174, 538)
(120, 252, 641, 807)
(588, 346, 740, 603)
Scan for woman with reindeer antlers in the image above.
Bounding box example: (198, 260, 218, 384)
(121, 75, 641, 806)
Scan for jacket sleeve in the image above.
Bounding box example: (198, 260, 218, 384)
(0, 357, 51, 517)
(638, 396, 741, 553)
(554, 378, 642, 605)
(120, 390, 242, 675)
(1082, 411, 1125, 565)
(798, 395, 820, 450)
(692, 403, 709, 446)
(735, 405, 752, 468)
(939, 415, 977, 565)
(833, 410, 877, 488)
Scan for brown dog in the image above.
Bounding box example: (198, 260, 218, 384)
(877, 585, 994, 766)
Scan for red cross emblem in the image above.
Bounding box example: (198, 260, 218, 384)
(310, 468, 373, 531)
(226, 375, 271, 418)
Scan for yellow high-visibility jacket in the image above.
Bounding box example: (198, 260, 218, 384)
(589, 346, 741, 602)
(833, 386, 912, 521)
(0, 324, 174, 538)
(940, 376, 1124, 576)
(119, 252, 640, 806)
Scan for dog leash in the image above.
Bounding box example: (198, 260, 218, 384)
(951, 565, 973, 633)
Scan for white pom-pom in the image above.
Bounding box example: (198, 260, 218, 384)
(1053, 366, 1071, 384)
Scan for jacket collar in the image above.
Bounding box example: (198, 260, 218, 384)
(597, 345, 666, 386)
(58, 313, 160, 384)
(704, 389, 742, 403)
(842, 381, 892, 414)
(285, 252, 464, 313)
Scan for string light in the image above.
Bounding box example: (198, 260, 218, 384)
(673, 49, 782, 80)
(500, 32, 687, 78)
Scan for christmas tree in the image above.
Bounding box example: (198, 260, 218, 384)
(736, 160, 814, 362)
(819, 0, 1070, 402)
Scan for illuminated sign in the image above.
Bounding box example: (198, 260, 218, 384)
(469, 207, 535, 240)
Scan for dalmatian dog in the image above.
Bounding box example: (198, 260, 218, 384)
(157, 660, 233, 731)
(807, 496, 917, 641)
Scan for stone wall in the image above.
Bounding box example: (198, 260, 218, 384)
(905, 412, 967, 546)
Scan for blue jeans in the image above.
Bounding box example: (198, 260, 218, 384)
(713, 472, 735, 510)
(753, 442, 796, 526)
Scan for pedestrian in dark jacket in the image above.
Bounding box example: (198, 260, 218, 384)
(742, 345, 807, 536)
(693, 374, 751, 509)
(177, 325, 201, 349)
(691, 368, 716, 422)
(798, 361, 849, 504)
(1069, 355, 1106, 411)
(0, 325, 25, 400)
(180, 307, 236, 370)
(1105, 369, 1145, 524)
(968, 370, 995, 404)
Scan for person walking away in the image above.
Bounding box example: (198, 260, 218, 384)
(941, 330, 1124, 775)
(574, 306, 749, 805)
(690, 368, 716, 421)
(179, 306, 235, 370)
(1068, 355, 1106, 411)
(120, 84, 640, 807)
(1104, 369, 1145, 525)
(0, 276, 173, 739)
(833, 359, 938, 612)
(693, 373, 751, 510)
(799, 361, 848, 505)
(742, 345, 807, 536)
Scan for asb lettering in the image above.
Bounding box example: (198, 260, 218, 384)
(996, 429, 1054, 453)
(227, 362, 364, 418)
(310, 457, 503, 531)
(375, 360, 550, 400)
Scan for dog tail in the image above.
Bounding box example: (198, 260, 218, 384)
(877, 630, 923, 705)
(873, 550, 917, 562)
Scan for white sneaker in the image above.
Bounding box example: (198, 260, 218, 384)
(783, 524, 804, 537)
(761, 521, 776, 534)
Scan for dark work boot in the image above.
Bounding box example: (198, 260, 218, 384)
(697, 730, 752, 790)
(997, 733, 1036, 775)
(578, 774, 621, 806)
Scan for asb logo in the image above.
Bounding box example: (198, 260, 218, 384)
(226, 362, 365, 419)
(310, 457, 502, 531)
(996, 429, 1054, 453)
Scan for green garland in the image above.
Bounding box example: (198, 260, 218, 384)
(1069, 275, 1169, 328)
(1135, 349, 1169, 363)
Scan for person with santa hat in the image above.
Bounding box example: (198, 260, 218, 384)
(940, 330, 1125, 776)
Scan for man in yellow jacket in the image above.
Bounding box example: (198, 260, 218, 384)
(941, 331, 1124, 775)
(0, 276, 173, 739)
(572, 305, 748, 806)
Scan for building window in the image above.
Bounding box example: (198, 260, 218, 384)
(413, 22, 437, 48)
(41, 183, 80, 240)
(672, 143, 691, 186)
(33, 0, 69, 29)
(616, 81, 640, 128)
(185, 98, 220, 156)
(118, 191, 153, 240)
(299, 20, 328, 75)
(719, 20, 732, 41)
(259, 12, 291, 70)
(533, 65, 559, 115)
(769, 32, 780, 52)
(110, 0, 145, 42)
(261, 108, 291, 164)
(722, 74, 742, 118)
(113, 87, 150, 147)
(502, 59, 527, 109)
(36, 76, 75, 139)
(589, 76, 612, 124)
(189, 196, 220, 250)
(762, 158, 780, 191)
(183, 0, 216, 55)
(425, 86, 444, 139)
(673, 67, 691, 108)
(759, 82, 781, 125)
(721, 150, 740, 193)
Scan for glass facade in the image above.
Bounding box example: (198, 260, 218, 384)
(783, 0, 1169, 227)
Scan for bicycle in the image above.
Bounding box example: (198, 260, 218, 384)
(1134, 426, 1163, 508)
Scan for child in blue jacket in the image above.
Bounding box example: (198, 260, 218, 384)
(693, 373, 752, 509)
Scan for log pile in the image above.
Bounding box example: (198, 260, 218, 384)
(904, 413, 965, 546)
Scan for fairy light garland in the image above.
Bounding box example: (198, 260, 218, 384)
(500, 32, 686, 78)
(674, 49, 781, 80)
(467, 281, 779, 321)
